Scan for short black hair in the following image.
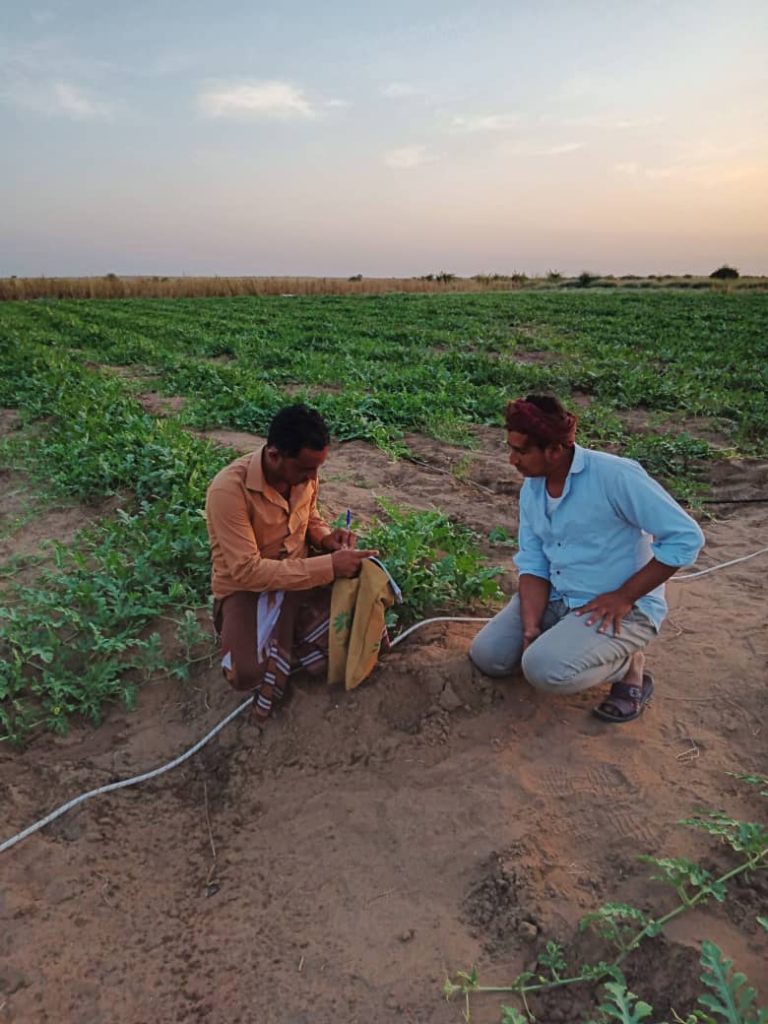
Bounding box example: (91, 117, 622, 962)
(267, 404, 330, 457)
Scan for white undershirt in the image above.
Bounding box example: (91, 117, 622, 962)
(545, 491, 564, 517)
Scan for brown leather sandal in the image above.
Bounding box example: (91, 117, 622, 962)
(593, 672, 654, 723)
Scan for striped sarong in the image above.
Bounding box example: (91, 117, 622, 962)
(213, 586, 331, 720)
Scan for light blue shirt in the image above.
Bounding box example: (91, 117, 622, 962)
(513, 444, 705, 629)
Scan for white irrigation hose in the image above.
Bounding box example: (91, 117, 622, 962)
(2, 544, 767, 856)
(0, 699, 253, 854)
(0, 615, 482, 855)
(672, 545, 768, 580)
(389, 616, 492, 647)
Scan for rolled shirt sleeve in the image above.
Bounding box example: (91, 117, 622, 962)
(609, 460, 705, 568)
(513, 485, 551, 581)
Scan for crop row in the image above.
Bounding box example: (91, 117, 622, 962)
(0, 290, 765, 740)
(0, 335, 502, 741)
(2, 291, 765, 459)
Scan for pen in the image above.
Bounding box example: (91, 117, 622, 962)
(345, 509, 352, 548)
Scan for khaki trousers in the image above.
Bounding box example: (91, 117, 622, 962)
(469, 596, 657, 695)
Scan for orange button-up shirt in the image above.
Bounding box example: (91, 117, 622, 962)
(205, 447, 334, 598)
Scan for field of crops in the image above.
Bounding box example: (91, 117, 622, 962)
(0, 288, 765, 745)
(1, 289, 766, 1024)
(0, 289, 766, 741)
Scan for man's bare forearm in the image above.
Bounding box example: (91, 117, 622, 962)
(518, 573, 551, 630)
(618, 557, 680, 604)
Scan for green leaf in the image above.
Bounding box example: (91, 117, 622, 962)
(639, 856, 728, 904)
(726, 772, 768, 799)
(681, 812, 768, 859)
(580, 962, 626, 985)
(538, 940, 567, 981)
(697, 940, 768, 1024)
(595, 981, 654, 1023)
(443, 977, 461, 1001)
(488, 525, 517, 547)
(580, 903, 655, 952)
(500, 1007, 528, 1024)
(444, 965, 479, 997)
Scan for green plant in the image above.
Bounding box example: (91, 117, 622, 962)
(1, 290, 766, 737)
(538, 940, 568, 981)
(588, 981, 654, 1023)
(695, 941, 768, 1024)
(0, 352, 231, 740)
(500, 1007, 528, 1024)
(637, 856, 727, 906)
(580, 903, 661, 954)
(487, 525, 517, 548)
(452, 453, 476, 482)
(4, 289, 766, 459)
(444, 774, 768, 1023)
(622, 434, 712, 500)
(360, 501, 504, 629)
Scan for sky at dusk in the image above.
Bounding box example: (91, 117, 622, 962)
(2, 0, 767, 277)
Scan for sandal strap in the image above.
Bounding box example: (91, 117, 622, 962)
(594, 673, 653, 723)
(599, 680, 644, 716)
(609, 680, 642, 702)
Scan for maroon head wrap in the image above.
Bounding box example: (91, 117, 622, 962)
(505, 398, 577, 447)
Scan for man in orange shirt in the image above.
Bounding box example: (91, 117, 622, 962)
(206, 404, 376, 719)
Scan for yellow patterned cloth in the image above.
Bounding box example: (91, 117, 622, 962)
(328, 558, 399, 690)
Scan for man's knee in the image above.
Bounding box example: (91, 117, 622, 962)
(469, 636, 518, 678)
(520, 644, 573, 693)
(223, 655, 265, 692)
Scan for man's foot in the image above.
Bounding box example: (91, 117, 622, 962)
(250, 702, 270, 724)
(622, 650, 645, 688)
(593, 653, 654, 723)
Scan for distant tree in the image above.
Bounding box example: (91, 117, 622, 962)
(435, 271, 456, 283)
(709, 265, 739, 280)
(576, 271, 599, 288)
(348, 273, 363, 282)
(546, 270, 562, 282)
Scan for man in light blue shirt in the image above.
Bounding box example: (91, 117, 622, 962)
(469, 395, 705, 722)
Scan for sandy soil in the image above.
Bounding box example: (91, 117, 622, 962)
(1, 429, 767, 1024)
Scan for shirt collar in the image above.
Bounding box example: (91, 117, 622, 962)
(245, 445, 313, 510)
(245, 446, 268, 492)
(570, 443, 587, 475)
(528, 443, 586, 495)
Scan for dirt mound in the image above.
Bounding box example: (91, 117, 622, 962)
(462, 843, 544, 956)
